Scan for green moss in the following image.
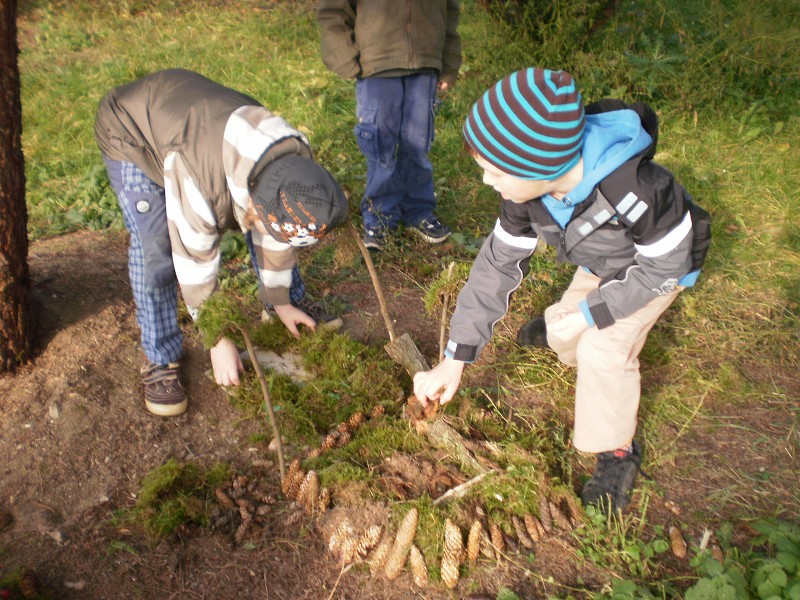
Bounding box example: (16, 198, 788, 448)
(196, 290, 249, 349)
(129, 459, 231, 539)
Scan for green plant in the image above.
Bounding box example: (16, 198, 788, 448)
(124, 459, 230, 539)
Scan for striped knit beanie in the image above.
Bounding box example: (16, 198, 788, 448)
(464, 68, 585, 180)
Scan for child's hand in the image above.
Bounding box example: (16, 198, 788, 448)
(547, 311, 589, 342)
(274, 303, 316, 338)
(210, 337, 244, 386)
(413, 357, 465, 406)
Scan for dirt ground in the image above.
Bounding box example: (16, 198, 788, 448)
(0, 230, 797, 599)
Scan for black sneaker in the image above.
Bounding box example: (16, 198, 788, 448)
(140, 361, 187, 417)
(363, 226, 386, 251)
(517, 316, 549, 348)
(263, 297, 343, 330)
(580, 441, 642, 513)
(407, 216, 451, 244)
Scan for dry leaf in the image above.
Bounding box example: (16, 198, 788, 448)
(669, 525, 687, 558)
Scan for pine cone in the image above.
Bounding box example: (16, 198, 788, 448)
(307, 447, 321, 459)
(384, 507, 419, 580)
(441, 518, 464, 589)
(549, 500, 571, 530)
(408, 545, 428, 588)
(369, 537, 392, 577)
(318, 487, 331, 514)
(480, 528, 496, 560)
(348, 411, 365, 429)
(538, 496, 553, 533)
(328, 519, 355, 555)
(502, 530, 518, 553)
(19, 569, 38, 599)
(489, 521, 505, 559)
(337, 421, 351, 434)
(513, 515, 534, 549)
(338, 430, 352, 447)
(523, 513, 543, 542)
(297, 471, 319, 515)
(215, 487, 236, 509)
(466, 520, 484, 562)
(475, 505, 488, 528)
(286, 468, 306, 501)
(283, 459, 301, 496)
(356, 525, 382, 558)
(559, 493, 582, 527)
(339, 536, 359, 564)
(370, 405, 385, 419)
(320, 433, 338, 452)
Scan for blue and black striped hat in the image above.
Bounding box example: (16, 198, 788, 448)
(464, 68, 585, 180)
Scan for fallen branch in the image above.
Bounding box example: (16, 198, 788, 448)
(240, 327, 286, 482)
(423, 419, 489, 477)
(433, 471, 493, 506)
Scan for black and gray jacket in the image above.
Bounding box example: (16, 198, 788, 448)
(446, 100, 711, 363)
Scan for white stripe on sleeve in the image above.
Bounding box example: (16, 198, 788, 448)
(493, 219, 538, 250)
(634, 211, 692, 258)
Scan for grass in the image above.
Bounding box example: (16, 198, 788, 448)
(15, 0, 800, 596)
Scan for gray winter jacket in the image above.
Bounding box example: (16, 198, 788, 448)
(446, 100, 711, 363)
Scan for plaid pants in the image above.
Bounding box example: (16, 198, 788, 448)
(105, 158, 304, 365)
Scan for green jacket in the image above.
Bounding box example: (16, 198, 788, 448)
(317, 0, 461, 84)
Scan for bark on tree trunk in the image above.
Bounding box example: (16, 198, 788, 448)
(0, 0, 33, 372)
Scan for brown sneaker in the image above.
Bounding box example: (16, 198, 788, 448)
(141, 361, 187, 417)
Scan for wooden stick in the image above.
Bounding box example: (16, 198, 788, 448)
(438, 262, 455, 363)
(347, 222, 396, 342)
(433, 471, 493, 506)
(240, 327, 286, 482)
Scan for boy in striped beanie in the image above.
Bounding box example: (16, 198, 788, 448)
(414, 68, 711, 513)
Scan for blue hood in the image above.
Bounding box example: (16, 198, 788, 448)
(543, 109, 653, 228)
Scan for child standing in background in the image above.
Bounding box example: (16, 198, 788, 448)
(317, 0, 461, 250)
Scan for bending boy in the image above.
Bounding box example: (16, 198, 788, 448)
(96, 69, 349, 417)
(414, 68, 711, 512)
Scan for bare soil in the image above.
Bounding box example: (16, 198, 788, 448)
(1, 230, 797, 599)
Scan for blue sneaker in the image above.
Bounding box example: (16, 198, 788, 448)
(408, 216, 451, 244)
(363, 225, 387, 251)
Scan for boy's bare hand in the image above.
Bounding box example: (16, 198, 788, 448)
(548, 311, 589, 342)
(274, 303, 316, 338)
(413, 357, 465, 406)
(210, 337, 244, 386)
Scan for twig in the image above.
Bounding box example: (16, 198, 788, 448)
(439, 262, 455, 363)
(347, 221, 396, 342)
(432, 471, 493, 506)
(240, 327, 286, 482)
(326, 561, 354, 600)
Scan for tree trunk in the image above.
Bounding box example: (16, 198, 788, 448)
(0, 0, 33, 372)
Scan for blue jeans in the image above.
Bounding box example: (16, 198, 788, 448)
(104, 158, 304, 364)
(354, 72, 438, 231)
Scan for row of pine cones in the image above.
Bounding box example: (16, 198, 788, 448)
(326, 491, 583, 591)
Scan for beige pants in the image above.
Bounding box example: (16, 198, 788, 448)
(544, 268, 681, 453)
